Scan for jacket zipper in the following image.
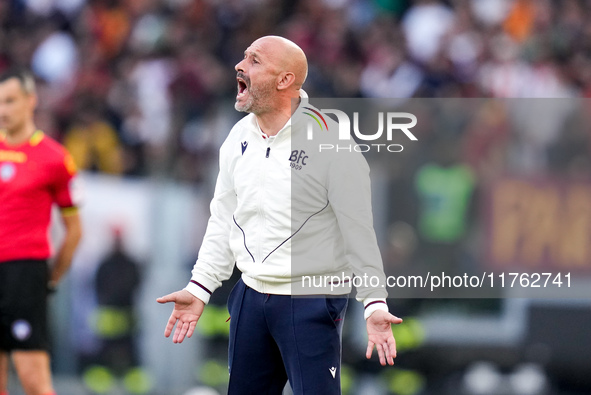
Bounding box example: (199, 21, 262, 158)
(257, 145, 270, 261)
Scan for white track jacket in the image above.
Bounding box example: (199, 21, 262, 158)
(186, 92, 389, 318)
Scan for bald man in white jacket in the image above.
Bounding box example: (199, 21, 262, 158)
(158, 36, 402, 395)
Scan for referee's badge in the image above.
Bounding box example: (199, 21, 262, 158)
(0, 162, 16, 182)
(11, 319, 32, 341)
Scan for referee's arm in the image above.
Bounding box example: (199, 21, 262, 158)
(49, 208, 82, 287)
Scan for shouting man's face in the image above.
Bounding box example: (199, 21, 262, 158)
(234, 40, 280, 115)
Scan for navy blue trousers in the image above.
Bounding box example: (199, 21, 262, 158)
(227, 279, 348, 395)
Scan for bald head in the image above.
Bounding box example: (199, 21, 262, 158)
(235, 36, 308, 117)
(249, 36, 308, 89)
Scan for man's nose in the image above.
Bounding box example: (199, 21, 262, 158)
(235, 59, 245, 73)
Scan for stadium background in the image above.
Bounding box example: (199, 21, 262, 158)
(2, 0, 591, 394)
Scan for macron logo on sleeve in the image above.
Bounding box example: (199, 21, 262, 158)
(241, 141, 248, 155)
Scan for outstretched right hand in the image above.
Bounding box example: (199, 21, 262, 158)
(157, 289, 205, 344)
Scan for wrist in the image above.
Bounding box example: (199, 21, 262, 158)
(364, 299, 388, 320)
(185, 280, 212, 304)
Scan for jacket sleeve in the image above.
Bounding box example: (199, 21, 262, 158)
(327, 149, 389, 319)
(185, 141, 236, 304)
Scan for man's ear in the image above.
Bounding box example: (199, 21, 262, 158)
(277, 72, 296, 91)
(28, 93, 38, 111)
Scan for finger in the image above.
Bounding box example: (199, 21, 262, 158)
(173, 320, 185, 343)
(377, 342, 386, 366)
(187, 321, 197, 338)
(389, 315, 403, 324)
(366, 341, 375, 359)
(164, 314, 177, 337)
(384, 342, 394, 366)
(382, 343, 394, 365)
(177, 321, 190, 343)
(388, 336, 397, 360)
(157, 293, 176, 304)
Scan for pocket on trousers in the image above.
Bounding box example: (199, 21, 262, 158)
(324, 296, 348, 325)
(227, 278, 244, 315)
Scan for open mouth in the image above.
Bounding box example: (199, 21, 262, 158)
(236, 77, 248, 99)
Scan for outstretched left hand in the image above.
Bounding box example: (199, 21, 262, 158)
(366, 310, 403, 366)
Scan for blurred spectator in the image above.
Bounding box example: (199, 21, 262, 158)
(31, 27, 79, 88)
(64, 102, 124, 175)
(462, 100, 511, 183)
(22, 0, 86, 18)
(93, 227, 141, 371)
(414, 141, 475, 244)
(360, 41, 423, 98)
(503, 0, 536, 43)
(478, 33, 531, 97)
(413, 137, 476, 275)
(402, 0, 454, 64)
(86, 0, 131, 61)
(83, 226, 150, 394)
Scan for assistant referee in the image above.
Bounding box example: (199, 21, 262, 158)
(158, 36, 402, 395)
(0, 69, 82, 395)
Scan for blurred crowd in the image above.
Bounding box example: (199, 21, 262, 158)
(1, 0, 591, 181)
